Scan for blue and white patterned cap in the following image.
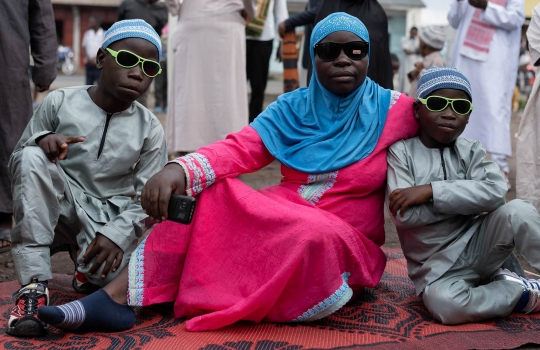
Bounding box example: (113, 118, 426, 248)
(310, 12, 370, 61)
(417, 66, 472, 100)
(102, 19, 162, 61)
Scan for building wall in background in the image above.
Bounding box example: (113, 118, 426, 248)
(52, 4, 118, 68)
(50, 0, 424, 72)
(387, 15, 407, 62)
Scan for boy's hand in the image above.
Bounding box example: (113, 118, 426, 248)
(37, 134, 85, 163)
(141, 163, 186, 223)
(82, 233, 124, 279)
(389, 184, 433, 216)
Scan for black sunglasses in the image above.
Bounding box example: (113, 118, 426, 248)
(314, 41, 369, 62)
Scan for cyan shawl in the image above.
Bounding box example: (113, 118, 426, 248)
(250, 12, 392, 174)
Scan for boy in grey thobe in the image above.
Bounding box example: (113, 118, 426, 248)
(9, 86, 167, 287)
(6, 19, 167, 337)
(386, 66, 540, 325)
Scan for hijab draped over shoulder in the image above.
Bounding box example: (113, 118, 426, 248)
(251, 12, 392, 174)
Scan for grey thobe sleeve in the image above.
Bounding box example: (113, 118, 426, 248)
(387, 141, 507, 229)
(431, 142, 507, 215)
(96, 119, 167, 252)
(386, 142, 454, 229)
(29, 0, 58, 87)
(11, 90, 63, 154)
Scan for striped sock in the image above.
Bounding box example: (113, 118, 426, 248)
(38, 289, 135, 332)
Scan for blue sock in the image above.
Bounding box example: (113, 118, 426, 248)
(38, 289, 135, 332)
(514, 289, 530, 312)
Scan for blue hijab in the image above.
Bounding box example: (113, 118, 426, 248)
(250, 13, 392, 174)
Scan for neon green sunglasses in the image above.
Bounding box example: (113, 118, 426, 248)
(106, 48, 162, 77)
(417, 96, 473, 115)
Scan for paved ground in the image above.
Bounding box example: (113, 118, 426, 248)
(0, 73, 531, 283)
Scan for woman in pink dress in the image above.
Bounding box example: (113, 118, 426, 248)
(38, 13, 418, 333)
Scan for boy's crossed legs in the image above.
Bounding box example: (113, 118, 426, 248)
(423, 200, 540, 325)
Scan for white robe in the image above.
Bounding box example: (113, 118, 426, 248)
(448, 0, 524, 157)
(165, 0, 257, 153)
(400, 36, 421, 94)
(516, 3, 540, 210)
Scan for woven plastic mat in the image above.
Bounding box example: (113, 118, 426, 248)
(1, 248, 540, 350)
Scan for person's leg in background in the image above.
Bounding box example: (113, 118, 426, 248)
(85, 64, 101, 86)
(246, 39, 273, 123)
(154, 60, 167, 113)
(85, 64, 94, 85)
(491, 152, 511, 190)
(28, 66, 39, 110)
(0, 106, 13, 250)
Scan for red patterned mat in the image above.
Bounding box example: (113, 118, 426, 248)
(1, 248, 540, 350)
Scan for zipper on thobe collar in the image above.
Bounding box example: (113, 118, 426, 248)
(97, 112, 113, 159)
(439, 147, 447, 180)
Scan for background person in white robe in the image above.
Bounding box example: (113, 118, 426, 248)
(165, 0, 257, 155)
(448, 0, 524, 189)
(516, 3, 540, 211)
(400, 27, 421, 94)
(407, 25, 446, 97)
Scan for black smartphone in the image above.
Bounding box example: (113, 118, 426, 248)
(167, 194, 197, 224)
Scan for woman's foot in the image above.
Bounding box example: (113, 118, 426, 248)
(38, 289, 135, 332)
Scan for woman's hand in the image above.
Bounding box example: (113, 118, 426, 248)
(37, 134, 85, 163)
(141, 163, 186, 223)
(389, 184, 433, 216)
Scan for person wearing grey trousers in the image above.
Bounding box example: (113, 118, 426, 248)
(388, 137, 540, 325)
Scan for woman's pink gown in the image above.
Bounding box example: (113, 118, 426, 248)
(127, 92, 417, 331)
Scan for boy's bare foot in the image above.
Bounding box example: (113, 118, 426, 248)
(0, 239, 10, 248)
